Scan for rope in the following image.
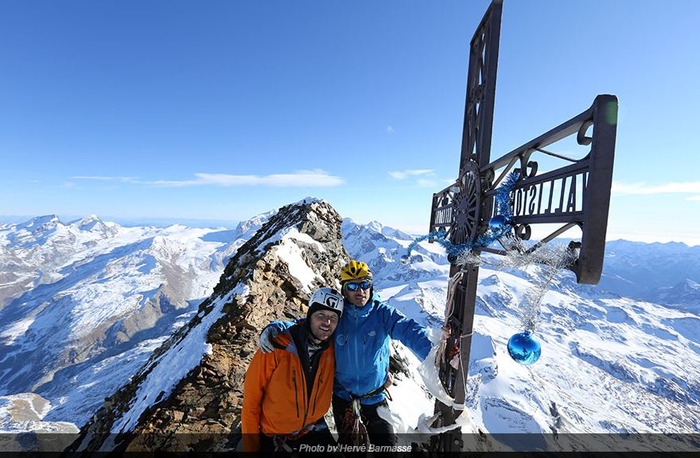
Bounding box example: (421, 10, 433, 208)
(338, 398, 370, 447)
(337, 376, 394, 447)
(434, 269, 463, 369)
(272, 422, 319, 452)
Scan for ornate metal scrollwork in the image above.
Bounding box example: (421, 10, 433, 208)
(577, 119, 594, 146)
(451, 161, 481, 245)
(517, 155, 538, 179)
(515, 224, 532, 240)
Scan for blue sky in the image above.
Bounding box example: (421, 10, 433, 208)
(1, 0, 699, 246)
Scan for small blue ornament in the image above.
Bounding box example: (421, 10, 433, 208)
(507, 330, 541, 365)
(489, 215, 508, 232)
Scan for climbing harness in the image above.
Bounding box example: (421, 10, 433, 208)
(338, 380, 392, 447)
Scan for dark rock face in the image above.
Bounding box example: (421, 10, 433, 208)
(69, 199, 351, 453)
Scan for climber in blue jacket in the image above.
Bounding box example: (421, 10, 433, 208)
(259, 259, 432, 447)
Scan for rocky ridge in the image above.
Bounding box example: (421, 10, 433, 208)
(68, 198, 350, 453)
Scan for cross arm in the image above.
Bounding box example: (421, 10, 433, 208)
(482, 94, 618, 284)
(429, 95, 618, 285)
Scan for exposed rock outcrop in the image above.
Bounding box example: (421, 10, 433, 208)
(68, 198, 350, 453)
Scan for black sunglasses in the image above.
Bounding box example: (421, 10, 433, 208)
(345, 280, 372, 292)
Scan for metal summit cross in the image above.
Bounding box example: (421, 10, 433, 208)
(426, 0, 617, 452)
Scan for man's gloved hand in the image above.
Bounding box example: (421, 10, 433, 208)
(259, 325, 279, 353)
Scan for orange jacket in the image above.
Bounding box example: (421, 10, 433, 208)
(241, 329, 335, 452)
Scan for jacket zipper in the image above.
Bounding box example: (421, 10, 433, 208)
(353, 304, 361, 395)
(300, 365, 310, 429)
(312, 373, 322, 414)
(292, 371, 300, 418)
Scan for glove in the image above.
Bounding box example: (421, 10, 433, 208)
(259, 325, 279, 353)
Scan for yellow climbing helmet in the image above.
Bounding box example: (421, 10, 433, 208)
(340, 260, 372, 283)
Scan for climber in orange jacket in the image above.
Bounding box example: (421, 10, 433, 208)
(242, 287, 344, 454)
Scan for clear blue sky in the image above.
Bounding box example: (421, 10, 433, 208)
(1, 0, 699, 245)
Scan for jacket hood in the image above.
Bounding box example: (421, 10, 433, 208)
(270, 330, 296, 354)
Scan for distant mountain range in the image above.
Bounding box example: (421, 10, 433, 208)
(0, 213, 264, 430)
(598, 240, 700, 311)
(1, 202, 698, 453)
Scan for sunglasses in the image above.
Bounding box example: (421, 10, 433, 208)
(345, 281, 372, 292)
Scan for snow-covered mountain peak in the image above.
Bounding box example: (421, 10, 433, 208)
(3, 215, 64, 248)
(69, 215, 120, 239)
(366, 220, 384, 233)
(72, 214, 100, 228)
(232, 209, 276, 238)
(21, 214, 60, 230)
(294, 196, 324, 206)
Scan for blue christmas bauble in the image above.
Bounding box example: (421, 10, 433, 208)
(507, 330, 541, 365)
(489, 215, 508, 232)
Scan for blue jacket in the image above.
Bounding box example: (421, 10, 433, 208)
(333, 293, 432, 405)
(271, 293, 432, 405)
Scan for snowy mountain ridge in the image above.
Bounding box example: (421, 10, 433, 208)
(0, 213, 265, 432)
(1, 201, 699, 453)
